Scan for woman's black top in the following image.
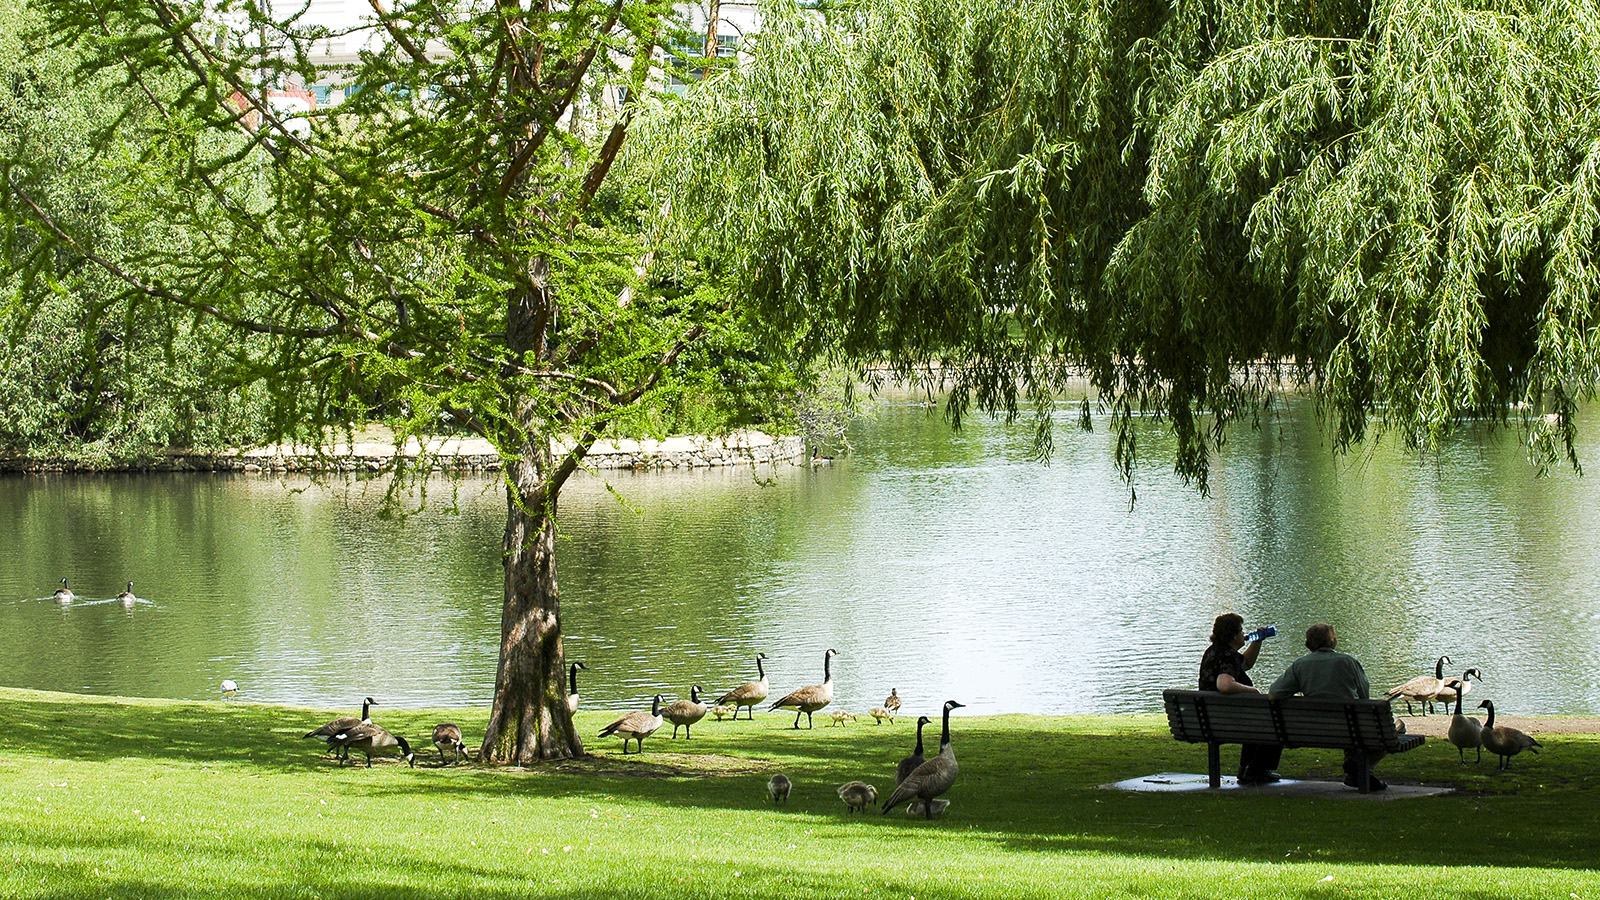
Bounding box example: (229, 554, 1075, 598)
(1198, 641, 1252, 691)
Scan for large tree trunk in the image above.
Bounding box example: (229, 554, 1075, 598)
(481, 271, 584, 764)
(480, 446, 585, 763)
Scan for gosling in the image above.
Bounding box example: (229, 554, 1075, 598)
(768, 774, 792, 804)
(869, 707, 896, 725)
(838, 781, 878, 813)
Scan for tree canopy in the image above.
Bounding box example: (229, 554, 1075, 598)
(641, 0, 1600, 491)
(3, 0, 801, 762)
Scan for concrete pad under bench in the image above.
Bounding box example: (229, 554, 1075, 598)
(1102, 772, 1453, 799)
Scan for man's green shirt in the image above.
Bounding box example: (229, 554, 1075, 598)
(1268, 647, 1370, 699)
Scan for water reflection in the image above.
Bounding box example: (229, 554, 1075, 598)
(2, 396, 1598, 716)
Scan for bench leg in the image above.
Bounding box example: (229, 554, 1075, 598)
(1355, 752, 1370, 794)
(1207, 743, 1221, 789)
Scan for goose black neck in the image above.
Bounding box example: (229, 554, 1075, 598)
(940, 704, 954, 747)
(1435, 657, 1447, 679)
(691, 685, 701, 703)
(756, 655, 766, 679)
(914, 718, 928, 754)
(569, 663, 581, 694)
(823, 650, 833, 682)
(1482, 700, 1495, 729)
(651, 695, 663, 715)
(360, 698, 372, 720)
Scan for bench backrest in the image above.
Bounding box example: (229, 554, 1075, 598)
(1163, 689, 1408, 752)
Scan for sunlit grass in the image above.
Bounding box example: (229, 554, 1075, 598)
(1, 688, 1595, 898)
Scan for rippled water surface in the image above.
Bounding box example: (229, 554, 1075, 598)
(4, 397, 1598, 717)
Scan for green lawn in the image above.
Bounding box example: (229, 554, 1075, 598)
(1, 687, 1595, 899)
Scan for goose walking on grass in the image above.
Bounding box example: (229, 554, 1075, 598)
(1386, 655, 1451, 715)
(895, 716, 932, 786)
(330, 722, 415, 768)
(304, 697, 377, 761)
(1446, 673, 1484, 764)
(599, 694, 664, 754)
(53, 578, 74, 604)
(661, 685, 709, 739)
(769, 649, 837, 729)
(432, 723, 467, 765)
(716, 653, 769, 721)
(767, 774, 791, 803)
(882, 701, 963, 818)
(566, 661, 587, 714)
(1478, 700, 1542, 771)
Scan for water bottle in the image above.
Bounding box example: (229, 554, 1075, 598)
(1245, 625, 1277, 642)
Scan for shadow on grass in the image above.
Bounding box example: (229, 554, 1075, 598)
(4, 691, 1596, 872)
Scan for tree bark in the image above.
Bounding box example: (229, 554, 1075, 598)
(480, 444, 585, 763)
(481, 269, 583, 764)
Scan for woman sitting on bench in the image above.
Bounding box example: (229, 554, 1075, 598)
(1198, 613, 1283, 785)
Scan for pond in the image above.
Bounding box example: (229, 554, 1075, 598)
(3, 395, 1598, 718)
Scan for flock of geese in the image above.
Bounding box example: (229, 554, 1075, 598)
(1387, 656, 1543, 771)
(296, 650, 968, 819)
(769, 699, 965, 817)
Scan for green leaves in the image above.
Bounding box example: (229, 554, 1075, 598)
(651, 0, 1600, 489)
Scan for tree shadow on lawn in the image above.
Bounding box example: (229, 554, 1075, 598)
(6, 692, 1595, 873)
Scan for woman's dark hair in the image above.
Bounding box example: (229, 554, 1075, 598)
(1210, 613, 1245, 645)
(1305, 623, 1337, 651)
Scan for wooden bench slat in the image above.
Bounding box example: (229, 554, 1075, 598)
(1164, 690, 1416, 747)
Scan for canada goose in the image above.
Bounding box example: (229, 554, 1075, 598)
(661, 685, 709, 738)
(1435, 667, 1483, 705)
(330, 722, 415, 768)
(716, 652, 770, 721)
(599, 694, 665, 753)
(1447, 682, 1483, 764)
(1478, 700, 1542, 770)
(838, 781, 878, 812)
(220, 679, 239, 700)
(907, 798, 950, 817)
(882, 701, 963, 818)
(895, 716, 932, 786)
(769, 649, 837, 729)
(566, 661, 588, 714)
(869, 707, 896, 724)
(53, 578, 74, 604)
(767, 773, 792, 803)
(711, 704, 735, 720)
(304, 697, 377, 761)
(1386, 655, 1451, 715)
(884, 689, 901, 713)
(828, 710, 857, 726)
(432, 723, 467, 765)
(117, 582, 137, 607)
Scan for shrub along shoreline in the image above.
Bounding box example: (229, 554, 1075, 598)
(0, 687, 1595, 899)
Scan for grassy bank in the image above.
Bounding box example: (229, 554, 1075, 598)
(1, 687, 1595, 899)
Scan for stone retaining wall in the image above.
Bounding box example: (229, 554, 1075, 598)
(2, 431, 807, 474)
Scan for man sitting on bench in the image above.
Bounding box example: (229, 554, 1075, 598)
(1268, 623, 1388, 792)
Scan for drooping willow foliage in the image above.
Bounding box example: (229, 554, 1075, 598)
(639, 0, 1600, 490)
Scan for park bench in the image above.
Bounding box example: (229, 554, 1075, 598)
(1162, 689, 1425, 793)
